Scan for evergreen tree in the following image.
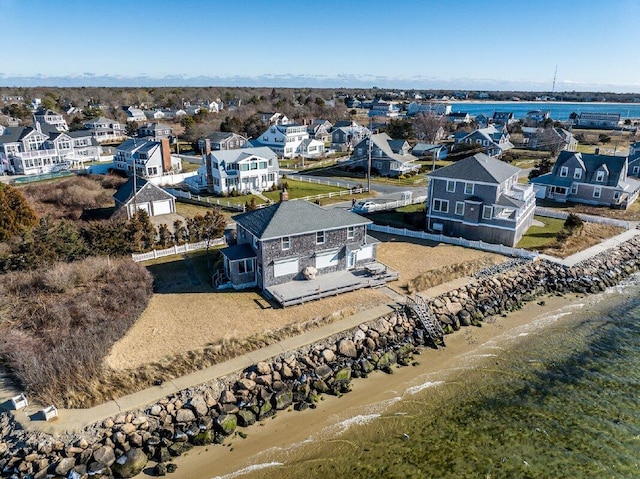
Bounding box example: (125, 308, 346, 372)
(0, 183, 38, 241)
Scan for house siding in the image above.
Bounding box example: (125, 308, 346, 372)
(254, 225, 368, 288)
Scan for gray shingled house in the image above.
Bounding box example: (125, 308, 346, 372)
(218, 196, 395, 306)
(531, 151, 640, 209)
(426, 153, 536, 247)
(351, 132, 419, 177)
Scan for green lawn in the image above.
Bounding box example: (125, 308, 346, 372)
(517, 216, 564, 250)
(181, 161, 201, 173)
(263, 178, 345, 201)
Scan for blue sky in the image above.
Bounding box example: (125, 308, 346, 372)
(1, 0, 638, 91)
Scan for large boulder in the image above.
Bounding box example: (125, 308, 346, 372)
(215, 414, 237, 435)
(111, 448, 148, 478)
(175, 408, 196, 423)
(55, 457, 76, 476)
(337, 339, 357, 358)
(272, 389, 293, 410)
(92, 445, 116, 467)
(187, 395, 209, 417)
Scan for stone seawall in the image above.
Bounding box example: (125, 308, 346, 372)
(3, 236, 640, 478)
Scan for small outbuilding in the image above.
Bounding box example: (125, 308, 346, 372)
(113, 177, 176, 219)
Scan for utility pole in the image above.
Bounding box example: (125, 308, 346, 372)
(132, 139, 138, 215)
(552, 64, 558, 94)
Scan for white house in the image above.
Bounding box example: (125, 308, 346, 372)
(186, 144, 279, 195)
(83, 117, 126, 143)
(0, 123, 101, 175)
(125, 106, 147, 123)
(406, 102, 451, 117)
(32, 109, 68, 132)
(113, 138, 181, 179)
(113, 177, 176, 219)
(256, 124, 324, 158)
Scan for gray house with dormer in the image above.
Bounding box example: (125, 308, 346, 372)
(219, 199, 384, 305)
(351, 132, 419, 176)
(427, 153, 536, 247)
(531, 151, 640, 209)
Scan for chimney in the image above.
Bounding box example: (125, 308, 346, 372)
(205, 152, 214, 193)
(160, 138, 172, 173)
(280, 188, 289, 202)
(595, 147, 600, 155)
(204, 138, 211, 155)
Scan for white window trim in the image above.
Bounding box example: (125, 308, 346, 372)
(316, 230, 326, 244)
(446, 180, 455, 192)
(559, 166, 568, 177)
(596, 171, 605, 182)
(455, 201, 465, 216)
(593, 187, 602, 198)
(281, 236, 291, 250)
(570, 184, 578, 195)
(347, 226, 355, 239)
(574, 169, 582, 179)
(482, 205, 493, 219)
(432, 198, 449, 213)
(633, 165, 640, 175)
(464, 182, 474, 195)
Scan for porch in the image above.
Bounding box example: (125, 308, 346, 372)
(266, 261, 399, 307)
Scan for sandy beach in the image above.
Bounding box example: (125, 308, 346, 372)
(162, 292, 582, 479)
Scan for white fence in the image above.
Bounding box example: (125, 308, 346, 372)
(164, 188, 246, 211)
(535, 207, 631, 230)
(367, 224, 538, 259)
(131, 238, 225, 262)
(147, 171, 198, 187)
(296, 188, 365, 203)
(287, 174, 366, 190)
(363, 195, 427, 213)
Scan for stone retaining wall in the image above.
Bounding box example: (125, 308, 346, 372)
(3, 236, 640, 478)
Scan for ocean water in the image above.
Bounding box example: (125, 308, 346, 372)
(241, 278, 640, 479)
(446, 101, 640, 121)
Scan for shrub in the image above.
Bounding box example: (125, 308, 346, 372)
(0, 256, 153, 407)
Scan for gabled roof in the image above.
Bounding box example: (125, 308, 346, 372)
(139, 122, 172, 131)
(34, 108, 62, 117)
(553, 151, 627, 186)
(233, 200, 370, 240)
(362, 133, 417, 164)
(207, 146, 277, 165)
(113, 177, 174, 205)
(0, 126, 34, 144)
(202, 131, 243, 143)
(429, 153, 520, 184)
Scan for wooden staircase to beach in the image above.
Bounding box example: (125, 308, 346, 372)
(406, 296, 445, 347)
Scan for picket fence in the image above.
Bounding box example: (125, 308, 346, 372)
(367, 224, 538, 259)
(131, 238, 225, 262)
(534, 207, 631, 230)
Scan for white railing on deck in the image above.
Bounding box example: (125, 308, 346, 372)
(131, 238, 225, 262)
(367, 224, 538, 259)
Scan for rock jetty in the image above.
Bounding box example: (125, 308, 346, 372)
(3, 236, 640, 478)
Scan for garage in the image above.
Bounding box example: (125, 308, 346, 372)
(274, 257, 299, 277)
(129, 202, 151, 217)
(315, 250, 339, 269)
(356, 245, 374, 262)
(153, 199, 173, 215)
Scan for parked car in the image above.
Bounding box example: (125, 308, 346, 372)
(352, 200, 377, 213)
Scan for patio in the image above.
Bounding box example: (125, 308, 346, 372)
(266, 261, 399, 307)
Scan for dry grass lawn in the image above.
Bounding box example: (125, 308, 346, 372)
(106, 285, 388, 371)
(374, 234, 508, 294)
(539, 223, 624, 258)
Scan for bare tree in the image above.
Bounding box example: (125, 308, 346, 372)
(414, 113, 445, 143)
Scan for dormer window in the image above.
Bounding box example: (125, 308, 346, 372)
(596, 170, 605, 182)
(574, 169, 582, 179)
(560, 166, 568, 177)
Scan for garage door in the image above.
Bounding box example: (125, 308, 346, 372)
(153, 200, 172, 216)
(315, 250, 339, 269)
(356, 245, 374, 262)
(274, 258, 299, 277)
(129, 202, 151, 217)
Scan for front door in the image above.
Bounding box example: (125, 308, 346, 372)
(347, 252, 356, 269)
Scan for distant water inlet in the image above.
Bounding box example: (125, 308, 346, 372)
(447, 101, 640, 121)
(245, 277, 640, 479)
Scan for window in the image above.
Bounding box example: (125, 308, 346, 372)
(482, 205, 493, 219)
(571, 184, 578, 195)
(560, 166, 568, 177)
(446, 180, 455, 192)
(614, 192, 621, 200)
(574, 169, 582, 179)
(316, 231, 326, 244)
(432, 199, 449, 213)
(455, 202, 465, 216)
(596, 170, 605, 182)
(281, 236, 291, 250)
(347, 226, 355, 239)
(464, 182, 474, 195)
(238, 259, 254, 274)
(593, 187, 602, 198)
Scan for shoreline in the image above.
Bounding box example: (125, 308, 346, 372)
(166, 292, 583, 479)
